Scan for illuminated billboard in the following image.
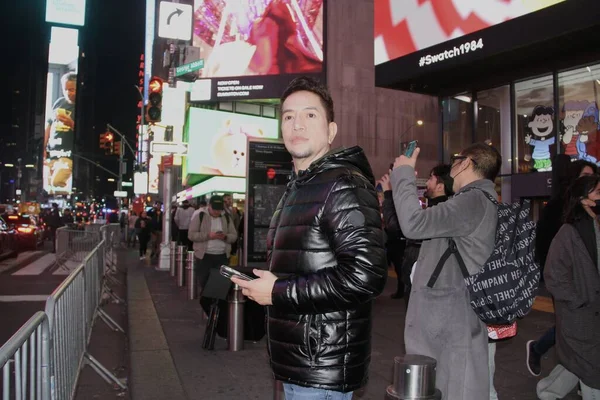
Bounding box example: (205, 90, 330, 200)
(43, 27, 80, 196)
(154, 0, 325, 101)
(186, 108, 279, 177)
(46, 0, 87, 26)
(374, 0, 565, 65)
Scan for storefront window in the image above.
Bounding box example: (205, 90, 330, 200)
(514, 76, 555, 173)
(558, 65, 600, 163)
(476, 86, 511, 199)
(442, 94, 472, 162)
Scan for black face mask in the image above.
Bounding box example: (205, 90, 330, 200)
(590, 199, 600, 215)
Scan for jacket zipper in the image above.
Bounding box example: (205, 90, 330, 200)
(306, 315, 314, 366)
(266, 181, 295, 358)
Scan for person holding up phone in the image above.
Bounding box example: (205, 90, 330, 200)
(188, 196, 238, 296)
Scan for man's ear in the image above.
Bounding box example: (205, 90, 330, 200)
(328, 122, 338, 145)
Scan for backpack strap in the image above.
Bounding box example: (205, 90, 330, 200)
(426, 238, 471, 288)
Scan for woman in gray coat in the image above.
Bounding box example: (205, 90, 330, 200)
(537, 175, 600, 399)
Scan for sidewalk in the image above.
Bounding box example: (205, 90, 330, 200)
(126, 248, 579, 400)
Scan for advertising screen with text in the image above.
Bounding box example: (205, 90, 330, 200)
(180, 0, 325, 101)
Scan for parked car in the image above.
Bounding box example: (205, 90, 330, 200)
(5, 214, 45, 250)
(0, 217, 19, 259)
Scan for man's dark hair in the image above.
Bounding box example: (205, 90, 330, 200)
(564, 174, 600, 223)
(571, 159, 598, 179)
(461, 142, 502, 181)
(199, 200, 207, 207)
(430, 164, 453, 196)
(280, 76, 334, 123)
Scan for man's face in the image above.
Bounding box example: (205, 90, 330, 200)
(63, 80, 76, 104)
(223, 195, 232, 208)
(281, 91, 336, 165)
(564, 110, 584, 129)
(426, 173, 441, 197)
(528, 113, 553, 137)
(208, 205, 221, 218)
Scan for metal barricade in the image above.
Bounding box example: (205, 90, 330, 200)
(100, 224, 121, 249)
(45, 241, 126, 400)
(0, 312, 51, 400)
(54, 229, 102, 275)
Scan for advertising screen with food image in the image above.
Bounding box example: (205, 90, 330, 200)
(186, 108, 279, 177)
(43, 26, 79, 196)
(182, 0, 325, 101)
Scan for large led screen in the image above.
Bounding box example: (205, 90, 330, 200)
(374, 0, 565, 65)
(186, 108, 279, 177)
(43, 27, 80, 196)
(160, 0, 325, 101)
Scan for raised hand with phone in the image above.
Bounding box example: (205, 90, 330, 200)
(393, 140, 420, 170)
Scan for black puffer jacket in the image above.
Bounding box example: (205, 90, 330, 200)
(267, 146, 387, 392)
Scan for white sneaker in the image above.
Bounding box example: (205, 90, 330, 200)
(140, 256, 145, 260)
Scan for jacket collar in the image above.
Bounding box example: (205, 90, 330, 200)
(572, 216, 598, 269)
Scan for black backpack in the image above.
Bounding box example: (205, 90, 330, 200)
(427, 188, 541, 325)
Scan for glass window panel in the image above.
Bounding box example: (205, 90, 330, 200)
(514, 76, 555, 173)
(476, 86, 511, 199)
(442, 94, 472, 162)
(558, 65, 600, 163)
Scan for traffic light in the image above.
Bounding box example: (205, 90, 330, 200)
(99, 132, 113, 151)
(113, 141, 121, 156)
(146, 77, 163, 123)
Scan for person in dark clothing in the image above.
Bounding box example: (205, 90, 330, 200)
(47, 203, 63, 253)
(135, 211, 152, 260)
(526, 156, 598, 376)
(381, 164, 453, 307)
(232, 76, 386, 398)
(148, 202, 163, 258)
(61, 209, 74, 225)
(379, 173, 406, 299)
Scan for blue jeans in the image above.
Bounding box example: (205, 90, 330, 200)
(283, 384, 353, 400)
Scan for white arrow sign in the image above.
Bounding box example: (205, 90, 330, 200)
(158, 2, 193, 41)
(150, 141, 189, 155)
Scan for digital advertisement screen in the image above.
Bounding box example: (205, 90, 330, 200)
(46, 0, 87, 27)
(374, 0, 565, 65)
(161, 0, 325, 101)
(244, 139, 293, 265)
(186, 108, 279, 177)
(43, 27, 80, 196)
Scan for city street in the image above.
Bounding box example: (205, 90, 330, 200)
(0, 243, 71, 345)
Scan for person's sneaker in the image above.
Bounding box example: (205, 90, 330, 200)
(526, 340, 541, 376)
(140, 256, 145, 261)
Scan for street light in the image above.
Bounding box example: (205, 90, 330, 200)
(399, 120, 424, 141)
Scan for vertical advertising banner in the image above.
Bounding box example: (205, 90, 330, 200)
(43, 27, 80, 196)
(244, 139, 293, 266)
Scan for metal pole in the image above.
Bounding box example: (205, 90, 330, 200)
(169, 241, 176, 277)
(386, 354, 441, 400)
(227, 283, 245, 351)
(157, 164, 173, 271)
(186, 251, 196, 300)
(118, 141, 124, 208)
(176, 245, 185, 287)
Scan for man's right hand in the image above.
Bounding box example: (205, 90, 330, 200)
(209, 232, 226, 240)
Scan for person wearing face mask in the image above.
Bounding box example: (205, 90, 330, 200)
(536, 175, 600, 400)
(391, 142, 501, 399)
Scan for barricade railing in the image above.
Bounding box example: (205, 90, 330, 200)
(54, 228, 102, 274)
(45, 240, 126, 400)
(0, 312, 51, 400)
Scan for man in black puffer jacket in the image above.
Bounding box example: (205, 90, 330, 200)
(233, 77, 387, 399)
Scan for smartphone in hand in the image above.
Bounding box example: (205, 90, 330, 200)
(404, 140, 418, 157)
(220, 265, 255, 281)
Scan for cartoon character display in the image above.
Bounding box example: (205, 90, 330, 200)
(525, 105, 555, 172)
(210, 119, 266, 176)
(561, 100, 600, 163)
